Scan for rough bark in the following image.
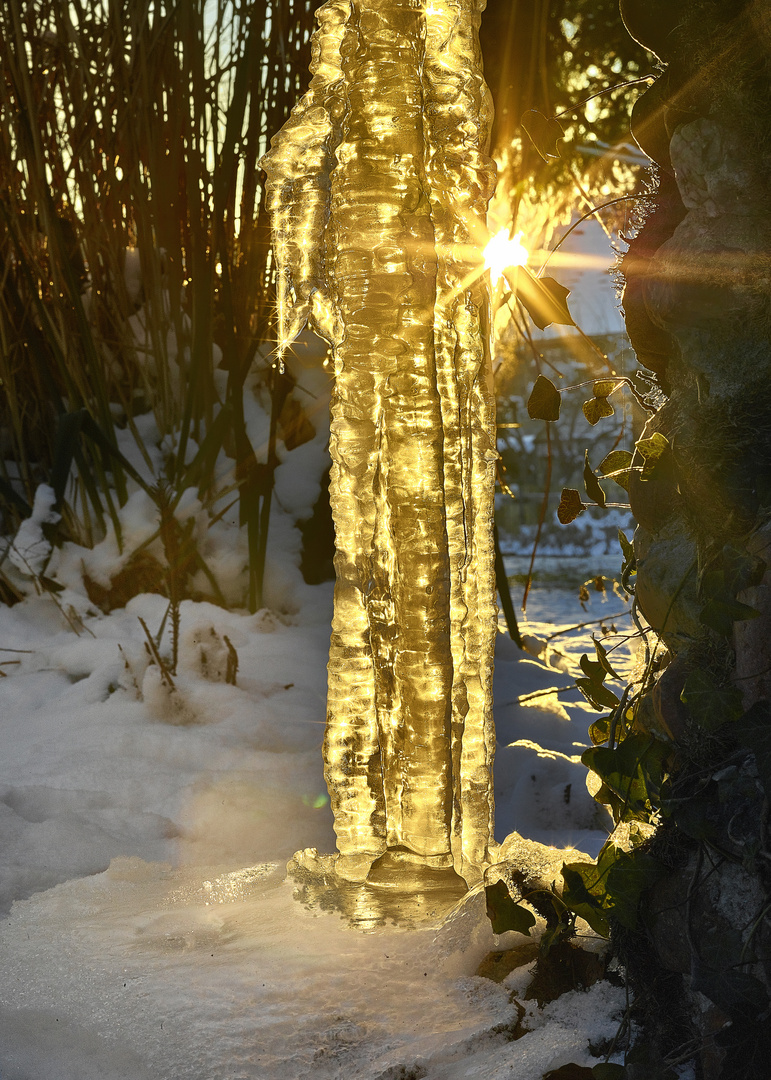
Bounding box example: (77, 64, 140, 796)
(619, 1, 771, 1074)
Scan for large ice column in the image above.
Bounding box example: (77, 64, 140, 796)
(262, 0, 497, 886)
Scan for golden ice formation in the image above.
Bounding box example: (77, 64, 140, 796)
(262, 0, 497, 888)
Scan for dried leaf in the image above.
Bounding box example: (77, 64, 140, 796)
(557, 488, 585, 524)
(521, 108, 564, 161)
(527, 374, 561, 421)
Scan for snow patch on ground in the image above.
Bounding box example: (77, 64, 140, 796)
(0, 568, 635, 1078)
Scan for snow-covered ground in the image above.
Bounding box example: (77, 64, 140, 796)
(0, 554, 639, 1079)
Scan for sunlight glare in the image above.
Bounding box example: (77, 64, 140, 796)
(483, 228, 528, 285)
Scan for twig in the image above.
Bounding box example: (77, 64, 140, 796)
(522, 419, 552, 614)
(137, 616, 175, 689)
(514, 685, 576, 704)
(542, 611, 631, 641)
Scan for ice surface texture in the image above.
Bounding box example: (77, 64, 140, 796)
(262, 0, 498, 882)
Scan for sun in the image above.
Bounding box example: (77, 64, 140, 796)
(483, 228, 529, 286)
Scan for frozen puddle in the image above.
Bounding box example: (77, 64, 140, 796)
(0, 855, 624, 1080)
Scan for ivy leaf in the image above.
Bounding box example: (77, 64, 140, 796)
(484, 879, 536, 936)
(618, 528, 634, 565)
(576, 677, 621, 711)
(635, 431, 670, 481)
(517, 269, 575, 330)
(563, 843, 664, 935)
(582, 734, 669, 821)
(583, 450, 607, 507)
(692, 927, 769, 1020)
(543, 1064, 597, 1079)
(582, 380, 621, 426)
(593, 1066, 627, 1080)
(527, 374, 561, 421)
(700, 597, 761, 637)
(599, 450, 633, 491)
(557, 488, 585, 524)
(680, 669, 743, 731)
(582, 396, 615, 426)
(604, 849, 666, 929)
(521, 108, 564, 161)
(589, 715, 611, 746)
(720, 543, 766, 593)
(580, 653, 607, 684)
(594, 636, 621, 680)
(734, 701, 771, 797)
(577, 652, 620, 710)
(561, 864, 611, 938)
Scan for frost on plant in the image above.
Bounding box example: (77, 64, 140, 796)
(262, 0, 497, 887)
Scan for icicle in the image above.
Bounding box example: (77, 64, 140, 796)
(262, 0, 497, 891)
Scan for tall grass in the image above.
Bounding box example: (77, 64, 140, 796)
(0, 0, 315, 610)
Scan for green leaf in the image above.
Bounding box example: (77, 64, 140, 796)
(604, 849, 665, 929)
(599, 450, 633, 492)
(695, 968, 768, 1022)
(580, 652, 607, 684)
(594, 636, 622, 680)
(618, 528, 634, 565)
(557, 488, 585, 524)
(527, 374, 561, 421)
(564, 843, 664, 933)
(734, 701, 771, 797)
(589, 715, 611, 746)
(583, 450, 607, 507)
(516, 268, 575, 330)
(635, 431, 670, 481)
(592, 379, 620, 398)
(583, 734, 669, 821)
(593, 1066, 627, 1080)
(680, 669, 743, 731)
(700, 597, 761, 637)
(577, 678, 621, 711)
(720, 543, 766, 593)
(561, 864, 611, 937)
(582, 396, 615, 426)
(520, 108, 564, 161)
(544, 1065, 596, 1080)
(484, 880, 536, 936)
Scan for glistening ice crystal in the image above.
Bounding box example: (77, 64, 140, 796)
(262, 0, 497, 891)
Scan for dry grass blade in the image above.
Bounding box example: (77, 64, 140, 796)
(0, 0, 316, 609)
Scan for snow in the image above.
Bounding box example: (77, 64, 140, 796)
(0, 541, 639, 1078)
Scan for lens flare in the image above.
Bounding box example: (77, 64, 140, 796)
(483, 228, 528, 285)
